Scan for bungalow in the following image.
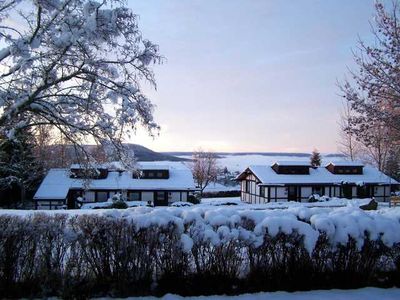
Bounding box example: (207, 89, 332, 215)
(236, 161, 398, 203)
(34, 162, 197, 209)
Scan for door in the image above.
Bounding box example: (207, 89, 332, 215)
(67, 190, 83, 209)
(357, 185, 372, 198)
(342, 185, 353, 199)
(288, 186, 298, 201)
(154, 191, 168, 206)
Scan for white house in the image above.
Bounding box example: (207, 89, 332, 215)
(34, 162, 197, 209)
(236, 161, 398, 203)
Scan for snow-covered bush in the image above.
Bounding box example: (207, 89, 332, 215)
(108, 193, 128, 209)
(1, 206, 400, 297)
(188, 192, 201, 204)
(309, 194, 330, 203)
(110, 201, 128, 209)
(171, 201, 193, 207)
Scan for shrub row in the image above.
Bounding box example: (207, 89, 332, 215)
(202, 190, 241, 198)
(0, 209, 399, 298)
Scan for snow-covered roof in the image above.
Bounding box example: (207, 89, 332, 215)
(326, 161, 364, 167)
(241, 165, 398, 185)
(274, 160, 311, 166)
(137, 164, 169, 170)
(70, 161, 170, 171)
(34, 162, 196, 200)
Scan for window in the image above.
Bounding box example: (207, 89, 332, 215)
(96, 191, 108, 202)
(157, 172, 163, 178)
(312, 186, 324, 196)
(85, 191, 95, 202)
(128, 192, 141, 201)
(148, 172, 154, 178)
(260, 186, 265, 197)
(245, 180, 251, 193)
(156, 192, 165, 200)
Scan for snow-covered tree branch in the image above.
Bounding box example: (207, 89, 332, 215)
(338, 0, 400, 172)
(0, 0, 162, 167)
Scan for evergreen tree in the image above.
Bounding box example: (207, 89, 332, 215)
(0, 130, 43, 207)
(310, 149, 322, 167)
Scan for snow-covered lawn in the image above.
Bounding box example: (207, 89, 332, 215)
(77, 196, 386, 211)
(203, 182, 240, 192)
(81, 200, 148, 209)
(106, 287, 400, 300)
(199, 197, 377, 209)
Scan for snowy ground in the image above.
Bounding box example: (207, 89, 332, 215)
(199, 197, 381, 209)
(76, 197, 380, 210)
(203, 182, 240, 192)
(100, 287, 400, 300)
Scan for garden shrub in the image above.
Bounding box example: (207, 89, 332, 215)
(0, 207, 399, 298)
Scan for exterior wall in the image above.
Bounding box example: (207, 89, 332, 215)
(241, 173, 264, 204)
(374, 186, 390, 202)
(36, 199, 65, 210)
(240, 170, 394, 203)
(37, 189, 193, 210)
(168, 192, 181, 203)
(333, 187, 341, 197)
(352, 186, 357, 197)
(181, 192, 188, 202)
(240, 172, 293, 204)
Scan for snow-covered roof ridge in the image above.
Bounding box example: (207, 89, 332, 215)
(274, 160, 311, 166)
(137, 163, 170, 170)
(34, 161, 196, 200)
(326, 161, 365, 167)
(70, 161, 177, 171)
(243, 164, 399, 185)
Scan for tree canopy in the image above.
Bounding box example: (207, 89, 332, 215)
(0, 0, 162, 167)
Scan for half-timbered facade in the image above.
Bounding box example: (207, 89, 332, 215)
(237, 161, 398, 203)
(34, 162, 197, 209)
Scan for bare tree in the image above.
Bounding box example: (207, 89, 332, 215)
(339, 1, 400, 140)
(361, 122, 393, 171)
(338, 101, 361, 161)
(90, 143, 108, 164)
(190, 149, 219, 194)
(0, 0, 162, 171)
(338, 1, 400, 171)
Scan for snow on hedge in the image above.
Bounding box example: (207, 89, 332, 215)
(121, 287, 400, 300)
(2, 205, 400, 253)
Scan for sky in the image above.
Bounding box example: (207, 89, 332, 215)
(127, 0, 380, 153)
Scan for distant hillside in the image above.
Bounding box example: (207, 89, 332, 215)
(163, 151, 345, 158)
(45, 144, 188, 164)
(122, 144, 188, 162)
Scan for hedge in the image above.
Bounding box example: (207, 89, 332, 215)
(0, 207, 399, 298)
